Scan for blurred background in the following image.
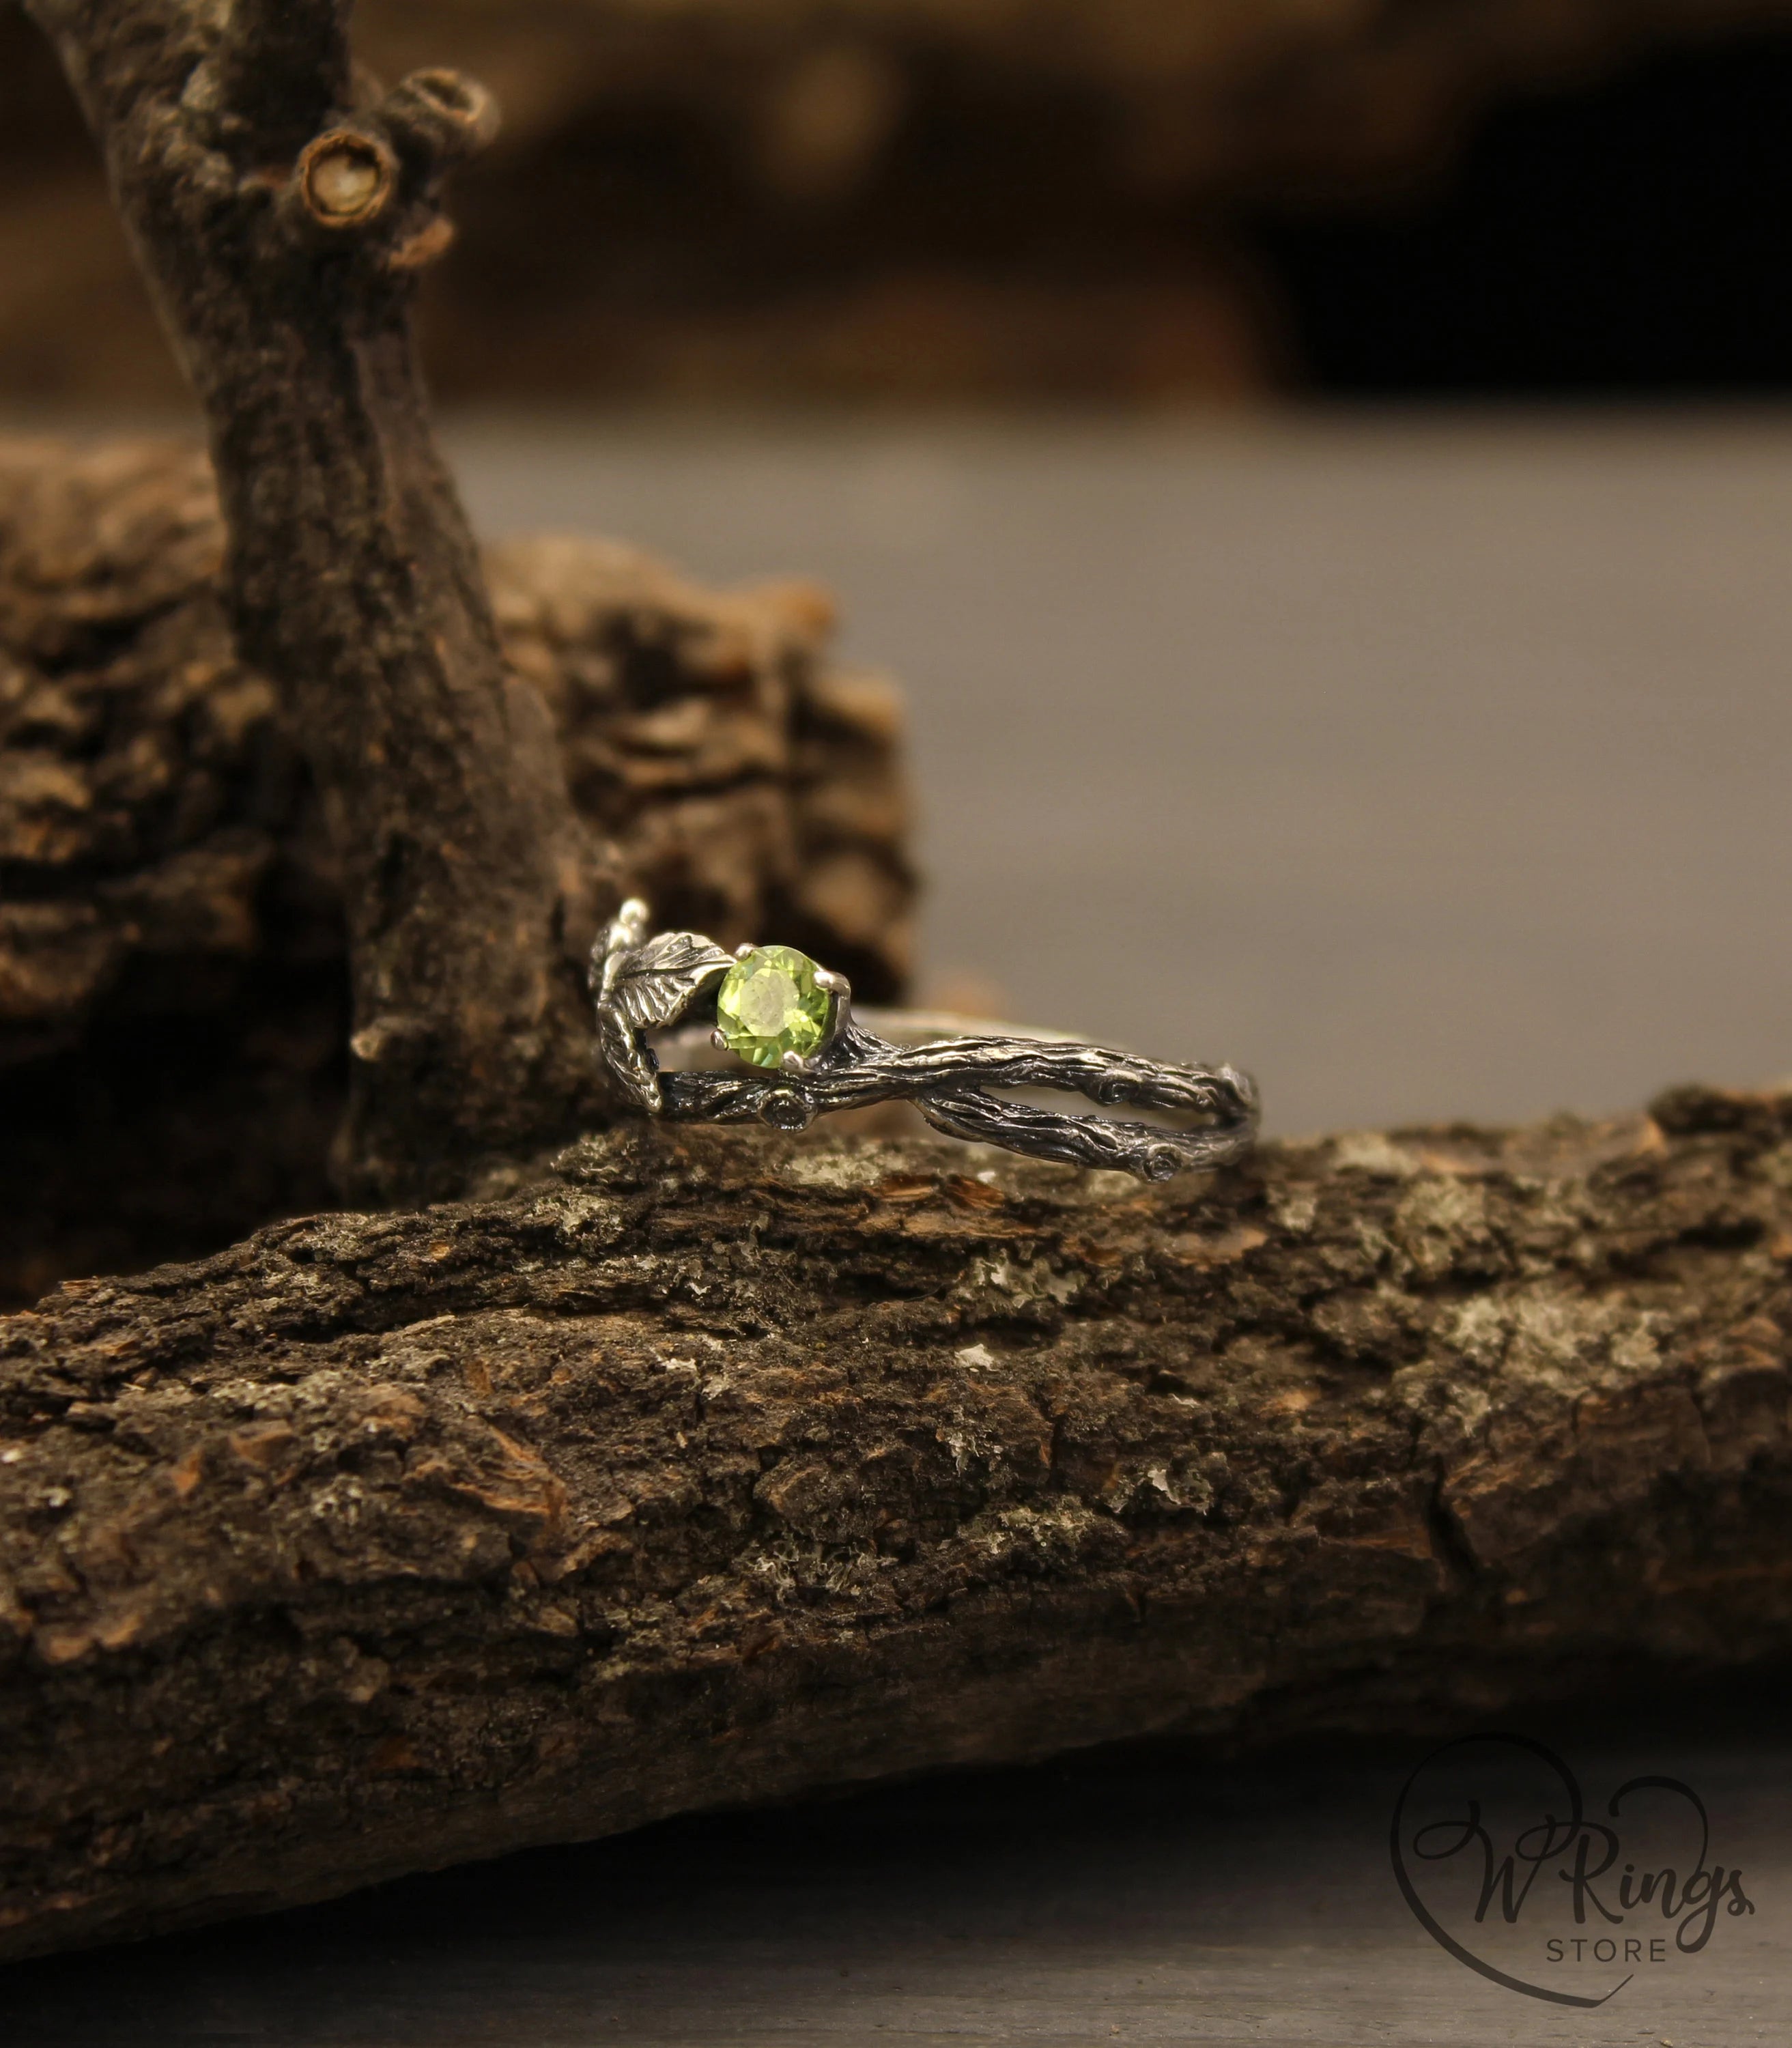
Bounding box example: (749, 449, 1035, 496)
(7, 0, 1792, 404)
(7, 1, 1792, 404)
(4, 0, 1792, 1144)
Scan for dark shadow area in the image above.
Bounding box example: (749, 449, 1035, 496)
(0, 961, 347, 1310)
(1264, 33, 1792, 394)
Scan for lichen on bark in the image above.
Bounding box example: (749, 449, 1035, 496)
(1, 1085, 1789, 1960)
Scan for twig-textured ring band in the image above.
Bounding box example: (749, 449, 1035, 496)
(592, 901, 1259, 1181)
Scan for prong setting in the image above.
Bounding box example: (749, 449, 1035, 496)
(814, 967, 851, 1055)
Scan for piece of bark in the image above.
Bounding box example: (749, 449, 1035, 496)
(20, 0, 623, 1202)
(0, 1082, 1787, 1961)
(0, 437, 912, 1307)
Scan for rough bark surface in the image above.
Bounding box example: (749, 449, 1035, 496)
(1, 1083, 1789, 1962)
(20, 0, 621, 1201)
(0, 438, 911, 1307)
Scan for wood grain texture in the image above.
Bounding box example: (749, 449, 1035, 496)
(1, 1081, 1788, 1962)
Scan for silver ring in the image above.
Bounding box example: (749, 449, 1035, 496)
(591, 900, 1260, 1182)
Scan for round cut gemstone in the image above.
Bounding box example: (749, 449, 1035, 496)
(714, 945, 833, 1068)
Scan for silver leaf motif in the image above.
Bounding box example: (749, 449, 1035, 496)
(592, 913, 735, 1113)
(609, 930, 735, 1032)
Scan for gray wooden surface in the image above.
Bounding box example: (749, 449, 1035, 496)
(8, 410, 1792, 2043)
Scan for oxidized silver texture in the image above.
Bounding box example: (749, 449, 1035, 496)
(591, 900, 1260, 1182)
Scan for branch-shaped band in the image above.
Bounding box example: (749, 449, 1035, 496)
(591, 902, 1260, 1181)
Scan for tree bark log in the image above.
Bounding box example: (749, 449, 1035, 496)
(21, 0, 614, 1201)
(1, 1083, 1789, 1961)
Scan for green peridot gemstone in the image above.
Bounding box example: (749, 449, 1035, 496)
(715, 945, 834, 1069)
